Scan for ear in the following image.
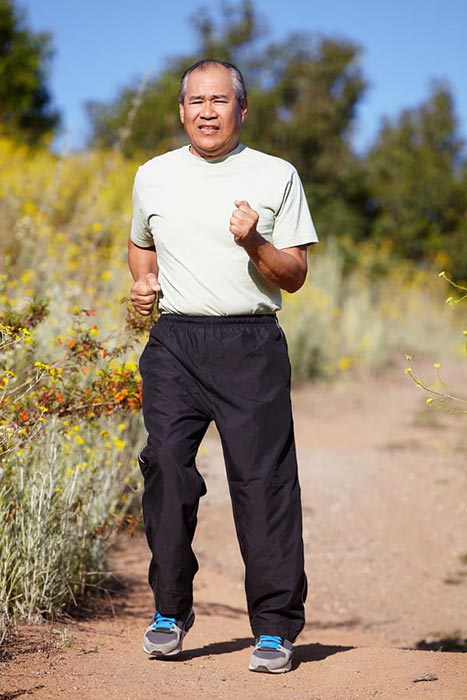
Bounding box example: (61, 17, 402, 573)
(179, 102, 185, 125)
(239, 98, 248, 123)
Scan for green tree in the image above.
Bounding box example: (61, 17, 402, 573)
(0, 0, 60, 142)
(241, 34, 369, 238)
(87, 0, 369, 239)
(366, 82, 467, 278)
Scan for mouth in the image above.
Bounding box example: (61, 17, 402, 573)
(198, 125, 219, 133)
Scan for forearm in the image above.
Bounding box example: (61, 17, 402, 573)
(242, 233, 307, 293)
(128, 238, 158, 281)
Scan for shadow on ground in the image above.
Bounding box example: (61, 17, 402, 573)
(149, 637, 253, 661)
(415, 636, 467, 652)
(0, 687, 45, 700)
(294, 642, 354, 666)
(148, 638, 354, 665)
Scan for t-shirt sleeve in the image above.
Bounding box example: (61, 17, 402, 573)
(272, 169, 318, 250)
(130, 171, 155, 248)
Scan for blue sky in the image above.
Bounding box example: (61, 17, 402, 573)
(22, 0, 467, 153)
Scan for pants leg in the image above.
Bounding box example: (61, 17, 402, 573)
(139, 321, 211, 619)
(210, 318, 307, 642)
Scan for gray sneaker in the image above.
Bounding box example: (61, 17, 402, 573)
(143, 610, 195, 657)
(248, 635, 294, 673)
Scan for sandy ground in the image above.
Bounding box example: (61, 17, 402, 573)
(1, 359, 467, 700)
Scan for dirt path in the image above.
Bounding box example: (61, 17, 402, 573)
(2, 360, 467, 699)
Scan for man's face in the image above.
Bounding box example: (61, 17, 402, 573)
(179, 65, 247, 160)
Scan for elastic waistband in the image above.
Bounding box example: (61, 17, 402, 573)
(158, 313, 277, 325)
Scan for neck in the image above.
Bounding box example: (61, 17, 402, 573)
(188, 142, 240, 160)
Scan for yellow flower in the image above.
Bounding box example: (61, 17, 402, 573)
(75, 434, 85, 446)
(112, 437, 126, 451)
(338, 356, 352, 372)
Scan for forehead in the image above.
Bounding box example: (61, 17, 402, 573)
(185, 65, 235, 97)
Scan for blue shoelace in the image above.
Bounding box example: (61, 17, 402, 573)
(152, 612, 177, 630)
(257, 635, 283, 650)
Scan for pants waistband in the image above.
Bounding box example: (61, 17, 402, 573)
(158, 313, 277, 325)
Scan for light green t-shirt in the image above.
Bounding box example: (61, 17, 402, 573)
(130, 143, 318, 315)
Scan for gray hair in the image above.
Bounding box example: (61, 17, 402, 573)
(178, 59, 247, 104)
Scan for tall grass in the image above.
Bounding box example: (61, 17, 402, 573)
(281, 240, 463, 380)
(0, 417, 139, 624)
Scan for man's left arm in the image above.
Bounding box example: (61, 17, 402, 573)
(229, 200, 308, 293)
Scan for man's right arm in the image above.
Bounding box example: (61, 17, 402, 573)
(128, 238, 160, 316)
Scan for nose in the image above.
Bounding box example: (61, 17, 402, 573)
(200, 101, 216, 119)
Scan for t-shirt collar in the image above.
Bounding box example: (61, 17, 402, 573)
(186, 142, 246, 164)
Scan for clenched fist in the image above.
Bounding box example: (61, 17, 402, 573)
(130, 273, 160, 316)
(229, 200, 259, 246)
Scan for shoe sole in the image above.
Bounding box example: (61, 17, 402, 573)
(248, 661, 292, 673)
(143, 610, 195, 657)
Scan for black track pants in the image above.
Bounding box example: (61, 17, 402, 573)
(138, 314, 307, 642)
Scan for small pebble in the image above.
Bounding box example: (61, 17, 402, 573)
(413, 673, 439, 683)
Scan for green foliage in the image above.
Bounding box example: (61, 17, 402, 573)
(367, 83, 467, 278)
(242, 34, 369, 239)
(0, 0, 60, 143)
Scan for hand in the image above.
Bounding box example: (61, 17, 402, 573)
(130, 273, 160, 316)
(229, 200, 259, 246)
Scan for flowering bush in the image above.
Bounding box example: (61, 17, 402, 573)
(0, 137, 155, 629)
(281, 240, 465, 380)
(0, 301, 147, 456)
(404, 274, 467, 413)
(0, 293, 153, 627)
